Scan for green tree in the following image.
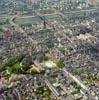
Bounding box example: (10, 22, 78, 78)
(4, 54, 25, 67)
(59, 48, 65, 54)
(57, 59, 65, 68)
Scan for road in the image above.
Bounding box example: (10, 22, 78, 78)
(59, 9, 98, 19)
(8, 8, 98, 31)
(0, 8, 98, 20)
(45, 79, 60, 98)
(63, 68, 88, 91)
(45, 79, 66, 100)
(9, 15, 38, 46)
(62, 8, 98, 14)
(17, 13, 58, 19)
(15, 8, 99, 20)
(2, 8, 98, 100)
(62, 68, 96, 100)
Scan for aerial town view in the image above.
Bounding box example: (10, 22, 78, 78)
(0, 0, 99, 100)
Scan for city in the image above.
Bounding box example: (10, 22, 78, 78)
(0, 0, 99, 100)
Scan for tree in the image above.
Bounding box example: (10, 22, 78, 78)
(57, 59, 65, 68)
(4, 54, 25, 67)
(11, 63, 23, 74)
(59, 48, 65, 54)
(6, 19, 9, 24)
(0, 27, 3, 32)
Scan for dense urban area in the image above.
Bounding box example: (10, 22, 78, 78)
(0, 0, 99, 100)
